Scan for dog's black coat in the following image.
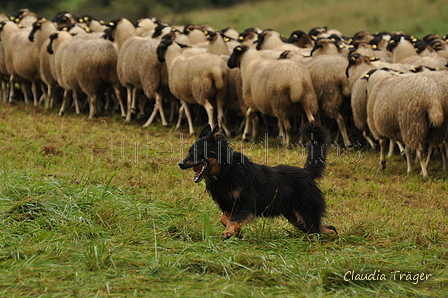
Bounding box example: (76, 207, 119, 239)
(179, 123, 334, 239)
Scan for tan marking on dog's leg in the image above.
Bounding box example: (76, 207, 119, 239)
(320, 223, 338, 235)
(220, 212, 231, 227)
(221, 214, 254, 240)
(285, 211, 308, 232)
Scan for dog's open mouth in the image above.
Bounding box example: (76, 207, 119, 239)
(193, 162, 208, 183)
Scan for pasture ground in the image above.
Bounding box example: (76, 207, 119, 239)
(0, 103, 447, 297)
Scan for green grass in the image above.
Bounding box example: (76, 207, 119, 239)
(0, 102, 447, 297)
(161, 0, 448, 39)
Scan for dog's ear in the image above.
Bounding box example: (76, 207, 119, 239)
(199, 124, 212, 137)
(212, 125, 225, 141)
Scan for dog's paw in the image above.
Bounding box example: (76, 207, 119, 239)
(221, 231, 234, 240)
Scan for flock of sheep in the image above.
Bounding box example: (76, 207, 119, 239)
(1, 9, 448, 177)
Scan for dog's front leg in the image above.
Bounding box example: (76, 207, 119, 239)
(221, 213, 254, 240)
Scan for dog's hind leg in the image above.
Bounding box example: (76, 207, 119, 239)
(320, 223, 338, 235)
(285, 211, 321, 234)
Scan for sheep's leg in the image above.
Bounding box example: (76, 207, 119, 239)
(176, 103, 185, 130)
(379, 138, 388, 169)
(183, 102, 195, 135)
(157, 93, 168, 126)
(137, 96, 147, 119)
(440, 142, 447, 171)
(73, 91, 81, 115)
(46, 84, 53, 108)
(363, 131, 376, 149)
(335, 112, 352, 146)
(242, 108, 253, 141)
(396, 142, 406, 156)
(277, 118, 285, 141)
(281, 118, 292, 146)
(417, 148, 428, 177)
(59, 89, 70, 116)
(216, 98, 230, 136)
(203, 99, 215, 128)
(8, 75, 16, 103)
(303, 108, 315, 123)
(131, 88, 138, 115)
(425, 145, 433, 168)
(112, 85, 126, 118)
(31, 81, 40, 106)
(251, 114, 259, 143)
(1, 80, 8, 102)
(21, 82, 30, 104)
(404, 145, 412, 174)
(125, 86, 133, 122)
(143, 98, 158, 127)
(143, 93, 168, 127)
(388, 140, 396, 157)
(87, 93, 98, 119)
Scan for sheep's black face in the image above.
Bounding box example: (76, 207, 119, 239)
(28, 21, 41, 42)
(156, 39, 173, 63)
(228, 45, 248, 68)
(47, 32, 59, 54)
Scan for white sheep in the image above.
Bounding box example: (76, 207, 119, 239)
(28, 19, 59, 108)
(302, 46, 353, 146)
(47, 31, 125, 119)
(0, 20, 41, 105)
(387, 34, 448, 69)
(228, 45, 318, 145)
(0, 13, 10, 102)
(103, 18, 168, 127)
(366, 70, 448, 176)
(157, 37, 229, 135)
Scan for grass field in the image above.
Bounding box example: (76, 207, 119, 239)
(0, 102, 447, 297)
(161, 0, 448, 39)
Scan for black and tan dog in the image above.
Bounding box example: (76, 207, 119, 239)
(179, 123, 337, 240)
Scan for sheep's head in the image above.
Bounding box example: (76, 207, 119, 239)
(28, 20, 42, 42)
(345, 53, 379, 77)
(228, 45, 249, 68)
(386, 34, 418, 52)
(47, 32, 59, 54)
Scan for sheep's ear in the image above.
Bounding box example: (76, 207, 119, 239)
(199, 124, 212, 138)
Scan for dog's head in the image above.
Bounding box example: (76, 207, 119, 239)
(178, 124, 231, 183)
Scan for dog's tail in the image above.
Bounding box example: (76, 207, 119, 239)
(300, 123, 330, 180)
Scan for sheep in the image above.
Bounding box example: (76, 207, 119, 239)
(28, 19, 59, 108)
(9, 9, 38, 27)
(285, 30, 314, 48)
(310, 38, 346, 56)
(237, 28, 260, 48)
(301, 44, 353, 146)
(77, 15, 107, 32)
(219, 27, 240, 40)
(366, 70, 448, 176)
(228, 44, 318, 145)
(47, 31, 125, 119)
(0, 20, 41, 105)
(157, 37, 229, 136)
(103, 17, 168, 127)
(387, 34, 448, 69)
(350, 67, 403, 149)
(0, 13, 9, 102)
(183, 24, 208, 45)
(256, 29, 311, 57)
(423, 34, 448, 59)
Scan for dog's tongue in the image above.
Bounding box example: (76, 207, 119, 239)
(192, 163, 206, 182)
(193, 164, 203, 175)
